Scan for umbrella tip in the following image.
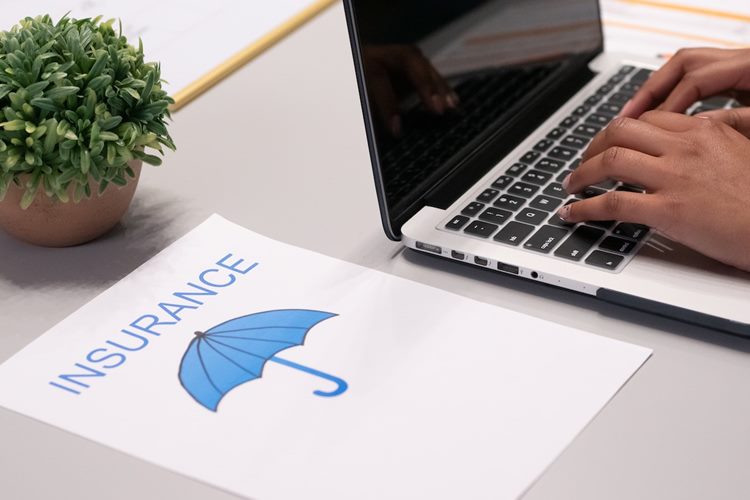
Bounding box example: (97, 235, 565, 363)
(194, 331, 205, 338)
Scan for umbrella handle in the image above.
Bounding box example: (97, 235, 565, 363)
(269, 356, 348, 397)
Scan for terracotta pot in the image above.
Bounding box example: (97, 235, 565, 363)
(0, 160, 142, 247)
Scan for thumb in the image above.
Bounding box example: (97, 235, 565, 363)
(697, 107, 750, 138)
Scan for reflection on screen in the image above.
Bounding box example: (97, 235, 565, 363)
(350, 0, 602, 216)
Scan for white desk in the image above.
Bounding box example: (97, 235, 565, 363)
(1, 4, 749, 499)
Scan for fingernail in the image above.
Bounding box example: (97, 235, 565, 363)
(446, 94, 458, 109)
(557, 204, 572, 222)
(390, 116, 402, 137)
(561, 173, 571, 191)
(619, 100, 634, 117)
(432, 94, 445, 114)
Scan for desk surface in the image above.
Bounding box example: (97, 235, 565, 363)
(1, 4, 749, 500)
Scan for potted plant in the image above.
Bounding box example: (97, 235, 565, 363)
(0, 14, 175, 247)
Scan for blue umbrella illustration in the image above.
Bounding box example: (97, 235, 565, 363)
(179, 309, 348, 411)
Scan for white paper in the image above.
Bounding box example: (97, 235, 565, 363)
(0, 0, 322, 96)
(0, 215, 651, 500)
(602, 0, 750, 59)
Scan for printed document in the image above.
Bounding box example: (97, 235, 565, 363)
(0, 215, 651, 500)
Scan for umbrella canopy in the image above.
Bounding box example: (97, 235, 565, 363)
(179, 309, 347, 411)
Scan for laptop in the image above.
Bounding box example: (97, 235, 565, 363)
(342, 0, 750, 336)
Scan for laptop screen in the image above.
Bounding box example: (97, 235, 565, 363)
(345, 0, 603, 238)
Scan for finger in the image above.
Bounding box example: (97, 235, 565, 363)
(399, 50, 445, 114)
(557, 191, 663, 227)
(583, 117, 675, 161)
(696, 107, 750, 137)
(638, 110, 701, 132)
(368, 72, 402, 136)
(565, 148, 666, 194)
(658, 57, 750, 113)
(620, 48, 730, 118)
(429, 65, 459, 109)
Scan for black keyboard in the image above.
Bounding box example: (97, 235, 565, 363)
(443, 65, 656, 272)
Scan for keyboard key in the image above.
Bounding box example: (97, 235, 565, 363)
(588, 220, 616, 230)
(508, 182, 540, 198)
(464, 220, 499, 238)
(621, 82, 641, 93)
(536, 158, 565, 173)
(600, 236, 637, 254)
(609, 92, 632, 104)
(492, 175, 514, 190)
(570, 159, 582, 170)
(585, 94, 602, 106)
(555, 226, 605, 261)
(547, 127, 566, 140)
(506, 163, 527, 176)
(630, 68, 653, 84)
(597, 84, 615, 95)
(593, 179, 617, 190)
(543, 183, 568, 199)
(530, 195, 563, 211)
(534, 139, 554, 152)
(494, 221, 535, 246)
(519, 151, 541, 164)
(619, 65, 635, 75)
(598, 103, 622, 116)
(515, 208, 549, 225)
(445, 215, 470, 231)
(559, 116, 579, 128)
(494, 194, 525, 211)
(573, 105, 590, 116)
(479, 207, 512, 225)
(477, 188, 500, 203)
(521, 170, 553, 186)
(462, 202, 485, 216)
(586, 113, 612, 126)
(613, 223, 649, 240)
(608, 73, 626, 85)
(573, 124, 601, 138)
(577, 186, 606, 199)
(621, 183, 645, 192)
(524, 225, 569, 253)
(561, 135, 588, 149)
(549, 146, 577, 162)
(585, 250, 624, 270)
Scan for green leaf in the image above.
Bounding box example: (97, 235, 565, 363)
(80, 149, 90, 174)
(87, 74, 111, 92)
(1, 120, 26, 131)
(98, 131, 119, 142)
(26, 80, 50, 96)
(20, 185, 38, 209)
(30, 97, 60, 113)
(45, 85, 80, 100)
(99, 115, 122, 130)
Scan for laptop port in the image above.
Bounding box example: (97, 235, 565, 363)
(416, 242, 442, 255)
(498, 263, 520, 275)
(451, 250, 465, 260)
(474, 256, 489, 266)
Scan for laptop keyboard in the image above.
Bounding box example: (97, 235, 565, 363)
(441, 65, 655, 272)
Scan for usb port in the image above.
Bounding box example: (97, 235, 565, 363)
(474, 256, 489, 266)
(451, 250, 465, 260)
(416, 242, 442, 255)
(497, 263, 519, 275)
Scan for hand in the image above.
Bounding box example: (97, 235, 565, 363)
(363, 45, 458, 136)
(558, 112, 750, 271)
(621, 47, 750, 119)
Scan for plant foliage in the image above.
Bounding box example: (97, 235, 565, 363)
(0, 14, 175, 208)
